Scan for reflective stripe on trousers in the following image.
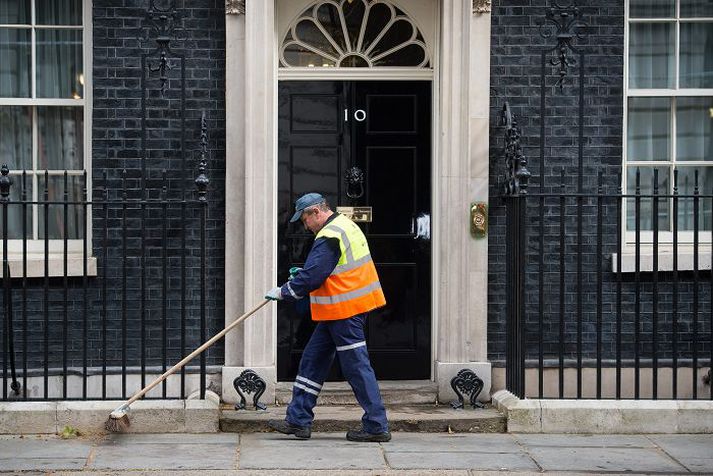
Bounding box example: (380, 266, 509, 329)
(285, 314, 389, 433)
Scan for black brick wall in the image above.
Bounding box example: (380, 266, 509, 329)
(488, 0, 712, 367)
(1, 0, 226, 385)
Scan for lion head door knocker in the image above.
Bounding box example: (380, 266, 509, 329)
(233, 369, 267, 411)
(450, 369, 485, 409)
(345, 166, 364, 199)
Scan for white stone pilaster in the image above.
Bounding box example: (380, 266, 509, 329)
(435, 0, 491, 403)
(223, 0, 277, 403)
(224, 9, 246, 369)
(243, 0, 277, 369)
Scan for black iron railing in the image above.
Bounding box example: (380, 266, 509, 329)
(0, 116, 211, 402)
(503, 168, 713, 400)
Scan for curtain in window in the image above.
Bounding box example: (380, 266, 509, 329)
(680, 22, 713, 88)
(629, 23, 674, 88)
(629, 0, 674, 18)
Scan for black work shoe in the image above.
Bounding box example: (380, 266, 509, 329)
(346, 429, 391, 442)
(267, 419, 311, 439)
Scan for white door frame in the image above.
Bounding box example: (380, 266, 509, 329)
(222, 0, 492, 404)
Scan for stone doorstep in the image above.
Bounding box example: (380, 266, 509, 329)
(492, 389, 713, 434)
(0, 393, 221, 435)
(220, 404, 506, 433)
(275, 380, 439, 405)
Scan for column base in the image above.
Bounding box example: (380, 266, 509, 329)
(435, 361, 492, 404)
(221, 366, 276, 405)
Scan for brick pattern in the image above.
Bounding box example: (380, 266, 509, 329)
(2, 0, 226, 382)
(487, 0, 712, 366)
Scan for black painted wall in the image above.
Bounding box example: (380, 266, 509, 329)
(1, 0, 226, 388)
(487, 0, 712, 369)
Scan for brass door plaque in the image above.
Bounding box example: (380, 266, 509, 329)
(337, 206, 372, 222)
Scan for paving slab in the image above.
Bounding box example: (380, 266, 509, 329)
(382, 433, 521, 453)
(384, 451, 539, 471)
(238, 433, 386, 470)
(514, 433, 655, 448)
(0, 435, 93, 471)
(525, 446, 688, 473)
(648, 434, 713, 473)
(56, 471, 474, 476)
(89, 433, 238, 470)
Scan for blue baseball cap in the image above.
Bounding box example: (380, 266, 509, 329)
(290, 192, 325, 223)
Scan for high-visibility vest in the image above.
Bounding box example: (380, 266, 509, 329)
(309, 214, 386, 321)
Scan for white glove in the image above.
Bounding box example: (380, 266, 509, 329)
(265, 286, 283, 301)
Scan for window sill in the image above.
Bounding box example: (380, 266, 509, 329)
(1, 255, 98, 278)
(612, 249, 712, 273)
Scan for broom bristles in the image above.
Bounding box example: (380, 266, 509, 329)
(105, 413, 130, 432)
(105, 405, 131, 433)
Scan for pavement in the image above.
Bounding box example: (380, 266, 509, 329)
(0, 432, 712, 475)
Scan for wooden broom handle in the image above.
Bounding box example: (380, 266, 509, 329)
(125, 299, 271, 407)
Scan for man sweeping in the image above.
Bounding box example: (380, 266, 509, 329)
(265, 192, 390, 442)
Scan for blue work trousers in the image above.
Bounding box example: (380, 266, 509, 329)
(286, 314, 389, 434)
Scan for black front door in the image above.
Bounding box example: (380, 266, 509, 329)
(277, 80, 431, 380)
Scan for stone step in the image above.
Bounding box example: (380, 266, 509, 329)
(275, 380, 438, 405)
(220, 404, 506, 433)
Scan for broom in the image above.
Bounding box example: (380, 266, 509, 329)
(105, 299, 271, 432)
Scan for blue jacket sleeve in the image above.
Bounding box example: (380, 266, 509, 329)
(280, 237, 340, 301)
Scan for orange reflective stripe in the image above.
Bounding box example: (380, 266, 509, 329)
(310, 260, 379, 297)
(310, 287, 386, 321)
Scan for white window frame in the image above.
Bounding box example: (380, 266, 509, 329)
(0, 0, 94, 275)
(623, 0, 713, 251)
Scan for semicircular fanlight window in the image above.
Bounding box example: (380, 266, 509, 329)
(280, 0, 430, 69)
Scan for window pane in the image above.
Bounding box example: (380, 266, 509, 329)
(0, 1, 30, 24)
(38, 174, 85, 239)
(0, 106, 32, 170)
(295, 19, 339, 59)
(627, 97, 671, 162)
(373, 44, 427, 67)
(629, 0, 674, 18)
(676, 97, 713, 162)
(282, 42, 336, 67)
(0, 28, 31, 97)
(316, 3, 347, 52)
(680, 22, 713, 89)
(626, 167, 671, 231)
(629, 23, 674, 88)
(0, 177, 32, 240)
(676, 167, 713, 231)
(36, 29, 83, 99)
(370, 19, 414, 57)
(681, 0, 713, 17)
(38, 106, 84, 170)
(36, 0, 82, 25)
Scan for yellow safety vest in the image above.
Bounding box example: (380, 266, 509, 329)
(309, 214, 386, 321)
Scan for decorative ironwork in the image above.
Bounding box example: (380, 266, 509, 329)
(226, 0, 245, 15)
(233, 369, 267, 411)
(450, 369, 485, 409)
(473, 0, 492, 14)
(501, 103, 530, 196)
(0, 165, 11, 199)
(539, 1, 587, 90)
(195, 112, 210, 201)
(280, 1, 430, 68)
(141, 0, 184, 95)
(345, 166, 365, 200)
